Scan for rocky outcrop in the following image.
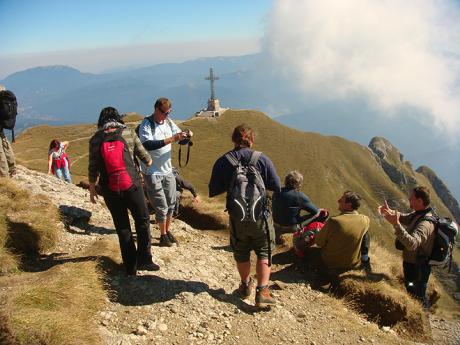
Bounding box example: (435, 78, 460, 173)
(368, 137, 417, 192)
(416, 165, 460, 224)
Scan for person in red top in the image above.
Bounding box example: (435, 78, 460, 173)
(47, 139, 72, 183)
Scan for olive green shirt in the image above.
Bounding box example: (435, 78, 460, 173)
(315, 211, 370, 270)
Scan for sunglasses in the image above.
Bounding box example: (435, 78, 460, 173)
(159, 108, 172, 116)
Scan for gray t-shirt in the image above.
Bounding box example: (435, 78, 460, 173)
(138, 117, 181, 175)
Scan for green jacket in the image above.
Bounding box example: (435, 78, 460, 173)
(315, 211, 370, 270)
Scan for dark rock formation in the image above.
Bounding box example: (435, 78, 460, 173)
(368, 137, 417, 192)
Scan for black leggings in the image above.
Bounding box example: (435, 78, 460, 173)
(103, 186, 152, 274)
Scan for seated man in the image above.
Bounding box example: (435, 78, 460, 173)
(172, 167, 200, 218)
(272, 170, 319, 244)
(314, 191, 370, 272)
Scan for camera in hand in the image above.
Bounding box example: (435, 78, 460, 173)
(183, 129, 191, 138)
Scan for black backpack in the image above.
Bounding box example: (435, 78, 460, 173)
(0, 90, 18, 142)
(225, 151, 266, 223)
(423, 215, 458, 269)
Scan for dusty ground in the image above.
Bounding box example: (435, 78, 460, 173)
(12, 166, 460, 345)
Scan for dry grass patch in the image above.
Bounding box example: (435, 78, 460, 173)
(337, 277, 431, 342)
(331, 244, 436, 342)
(0, 178, 60, 257)
(0, 213, 18, 275)
(178, 195, 228, 230)
(1, 261, 106, 345)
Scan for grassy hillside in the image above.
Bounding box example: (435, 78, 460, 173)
(10, 109, 460, 319)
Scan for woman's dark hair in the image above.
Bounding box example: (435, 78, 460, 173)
(49, 139, 60, 151)
(98, 106, 123, 128)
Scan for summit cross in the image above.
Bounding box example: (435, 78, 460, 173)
(205, 68, 219, 100)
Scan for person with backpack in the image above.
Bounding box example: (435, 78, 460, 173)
(48, 139, 72, 183)
(209, 124, 281, 308)
(0, 85, 17, 177)
(138, 97, 192, 247)
(379, 186, 436, 308)
(88, 107, 159, 276)
(272, 170, 320, 245)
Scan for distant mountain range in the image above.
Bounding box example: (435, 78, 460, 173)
(2, 54, 460, 202)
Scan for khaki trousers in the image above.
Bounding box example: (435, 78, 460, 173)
(0, 129, 15, 177)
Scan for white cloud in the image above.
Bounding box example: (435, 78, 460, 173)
(263, 0, 460, 134)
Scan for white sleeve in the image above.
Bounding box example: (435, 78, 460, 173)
(169, 119, 181, 135)
(139, 119, 154, 143)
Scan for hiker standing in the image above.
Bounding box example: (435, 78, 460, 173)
(313, 191, 371, 272)
(172, 167, 200, 218)
(48, 139, 72, 183)
(209, 124, 281, 307)
(0, 85, 17, 177)
(272, 170, 319, 244)
(88, 107, 159, 276)
(138, 97, 192, 247)
(379, 186, 435, 308)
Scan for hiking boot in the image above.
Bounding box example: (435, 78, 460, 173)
(237, 278, 254, 299)
(167, 231, 179, 245)
(255, 286, 276, 308)
(159, 234, 173, 247)
(138, 262, 160, 271)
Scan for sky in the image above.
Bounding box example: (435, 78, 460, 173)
(1, 0, 460, 137)
(0, 0, 272, 77)
(264, 0, 460, 137)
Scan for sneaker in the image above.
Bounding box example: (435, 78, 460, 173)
(237, 278, 254, 299)
(255, 286, 276, 308)
(159, 234, 173, 247)
(167, 231, 179, 245)
(138, 262, 160, 271)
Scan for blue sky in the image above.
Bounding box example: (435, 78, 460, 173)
(0, 0, 272, 77)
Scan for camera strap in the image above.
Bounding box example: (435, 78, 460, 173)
(178, 143, 191, 167)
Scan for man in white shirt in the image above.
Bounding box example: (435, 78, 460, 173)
(138, 97, 191, 246)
